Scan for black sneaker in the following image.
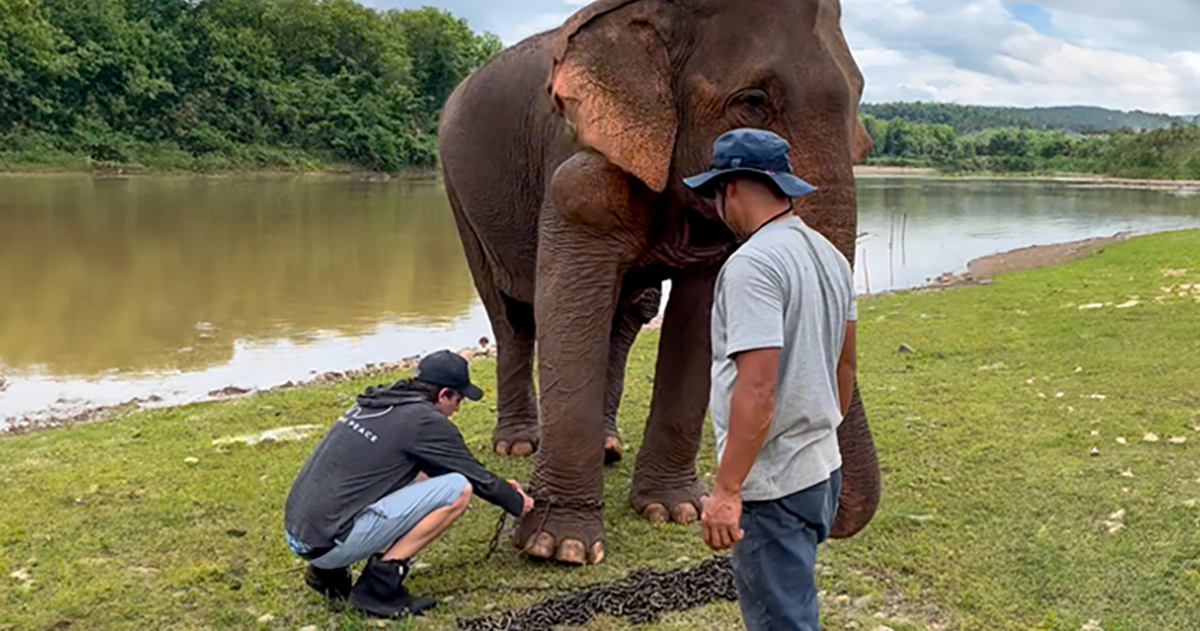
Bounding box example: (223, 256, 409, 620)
(305, 564, 352, 601)
(349, 554, 437, 619)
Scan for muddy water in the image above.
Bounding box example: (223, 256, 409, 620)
(0, 175, 486, 425)
(2, 175, 1199, 427)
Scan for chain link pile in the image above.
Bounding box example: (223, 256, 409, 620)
(456, 555, 738, 631)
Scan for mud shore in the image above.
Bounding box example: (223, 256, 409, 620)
(914, 232, 1132, 292)
(0, 343, 497, 436)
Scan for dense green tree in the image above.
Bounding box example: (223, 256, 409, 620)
(0, 0, 502, 171)
(861, 102, 1190, 135)
(389, 7, 502, 128)
(859, 113, 1198, 180)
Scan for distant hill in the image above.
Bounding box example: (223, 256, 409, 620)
(860, 102, 1194, 134)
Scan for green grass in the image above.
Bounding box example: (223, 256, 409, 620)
(3, 230, 1200, 630)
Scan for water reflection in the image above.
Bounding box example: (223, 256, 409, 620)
(2, 175, 1199, 425)
(0, 176, 476, 376)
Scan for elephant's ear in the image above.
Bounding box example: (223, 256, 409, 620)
(549, 1, 676, 193)
(815, 0, 872, 166)
(852, 119, 874, 165)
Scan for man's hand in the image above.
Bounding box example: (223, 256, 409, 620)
(509, 480, 534, 516)
(700, 490, 744, 551)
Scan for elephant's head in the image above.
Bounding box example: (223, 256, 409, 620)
(547, 0, 873, 258)
(547, 0, 880, 539)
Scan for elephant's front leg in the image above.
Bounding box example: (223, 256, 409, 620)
(630, 271, 717, 524)
(513, 152, 648, 565)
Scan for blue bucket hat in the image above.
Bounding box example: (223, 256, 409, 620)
(683, 128, 816, 199)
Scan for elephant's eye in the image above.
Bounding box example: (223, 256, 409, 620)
(729, 88, 772, 123)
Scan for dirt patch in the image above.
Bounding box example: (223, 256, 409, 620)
(923, 232, 1131, 290)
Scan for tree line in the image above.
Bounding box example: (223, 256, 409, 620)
(4, 0, 1198, 179)
(860, 102, 1191, 135)
(861, 115, 1200, 181)
(0, 0, 501, 171)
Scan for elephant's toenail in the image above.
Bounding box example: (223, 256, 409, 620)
(643, 503, 670, 523)
(556, 539, 587, 565)
(590, 541, 606, 564)
(673, 503, 699, 524)
(528, 532, 555, 558)
(494, 441, 510, 456)
(512, 441, 535, 457)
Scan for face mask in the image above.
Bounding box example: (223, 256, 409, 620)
(714, 186, 743, 241)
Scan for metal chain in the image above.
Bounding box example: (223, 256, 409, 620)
(455, 555, 738, 631)
(484, 509, 508, 561)
(414, 499, 738, 629)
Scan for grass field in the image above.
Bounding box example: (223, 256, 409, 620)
(2, 230, 1199, 631)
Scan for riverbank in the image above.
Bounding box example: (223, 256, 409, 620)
(2, 229, 1198, 630)
(855, 165, 1200, 191)
(0, 229, 1167, 435)
(0, 161, 441, 181)
(4, 162, 1199, 190)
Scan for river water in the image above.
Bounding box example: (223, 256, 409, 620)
(2, 174, 1199, 427)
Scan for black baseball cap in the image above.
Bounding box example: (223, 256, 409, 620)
(683, 128, 817, 199)
(415, 350, 484, 401)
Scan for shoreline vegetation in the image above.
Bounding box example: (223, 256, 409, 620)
(853, 166, 1200, 190)
(2, 229, 1198, 630)
(858, 103, 1200, 182)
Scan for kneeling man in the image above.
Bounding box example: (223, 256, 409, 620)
(284, 350, 533, 618)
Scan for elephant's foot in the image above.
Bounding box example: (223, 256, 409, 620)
(629, 480, 703, 525)
(604, 435, 622, 465)
(493, 420, 538, 458)
(513, 500, 606, 565)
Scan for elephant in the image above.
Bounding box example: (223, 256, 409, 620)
(437, 0, 880, 565)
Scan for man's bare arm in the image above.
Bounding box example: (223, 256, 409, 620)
(714, 348, 780, 495)
(836, 321, 856, 417)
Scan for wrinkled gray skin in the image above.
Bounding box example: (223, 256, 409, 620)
(438, 0, 880, 565)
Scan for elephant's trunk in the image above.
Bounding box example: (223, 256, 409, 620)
(792, 177, 880, 538)
(830, 382, 880, 538)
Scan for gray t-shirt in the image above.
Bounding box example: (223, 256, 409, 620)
(710, 216, 856, 502)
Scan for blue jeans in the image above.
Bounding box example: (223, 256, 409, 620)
(730, 469, 842, 631)
(286, 473, 469, 570)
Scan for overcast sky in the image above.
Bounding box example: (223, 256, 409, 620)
(363, 0, 1200, 115)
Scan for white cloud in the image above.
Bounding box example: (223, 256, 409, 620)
(505, 11, 573, 43)
(364, 0, 1200, 114)
(845, 0, 1200, 114)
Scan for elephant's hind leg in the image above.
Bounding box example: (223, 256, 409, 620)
(489, 294, 539, 457)
(603, 285, 662, 465)
(629, 272, 716, 525)
(446, 196, 539, 457)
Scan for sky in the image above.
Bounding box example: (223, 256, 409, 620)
(363, 0, 1200, 116)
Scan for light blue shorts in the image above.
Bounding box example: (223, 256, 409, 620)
(303, 473, 470, 570)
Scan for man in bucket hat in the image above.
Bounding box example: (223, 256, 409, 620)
(284, 350, 533, 619)
(689, 129, 857, 631)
